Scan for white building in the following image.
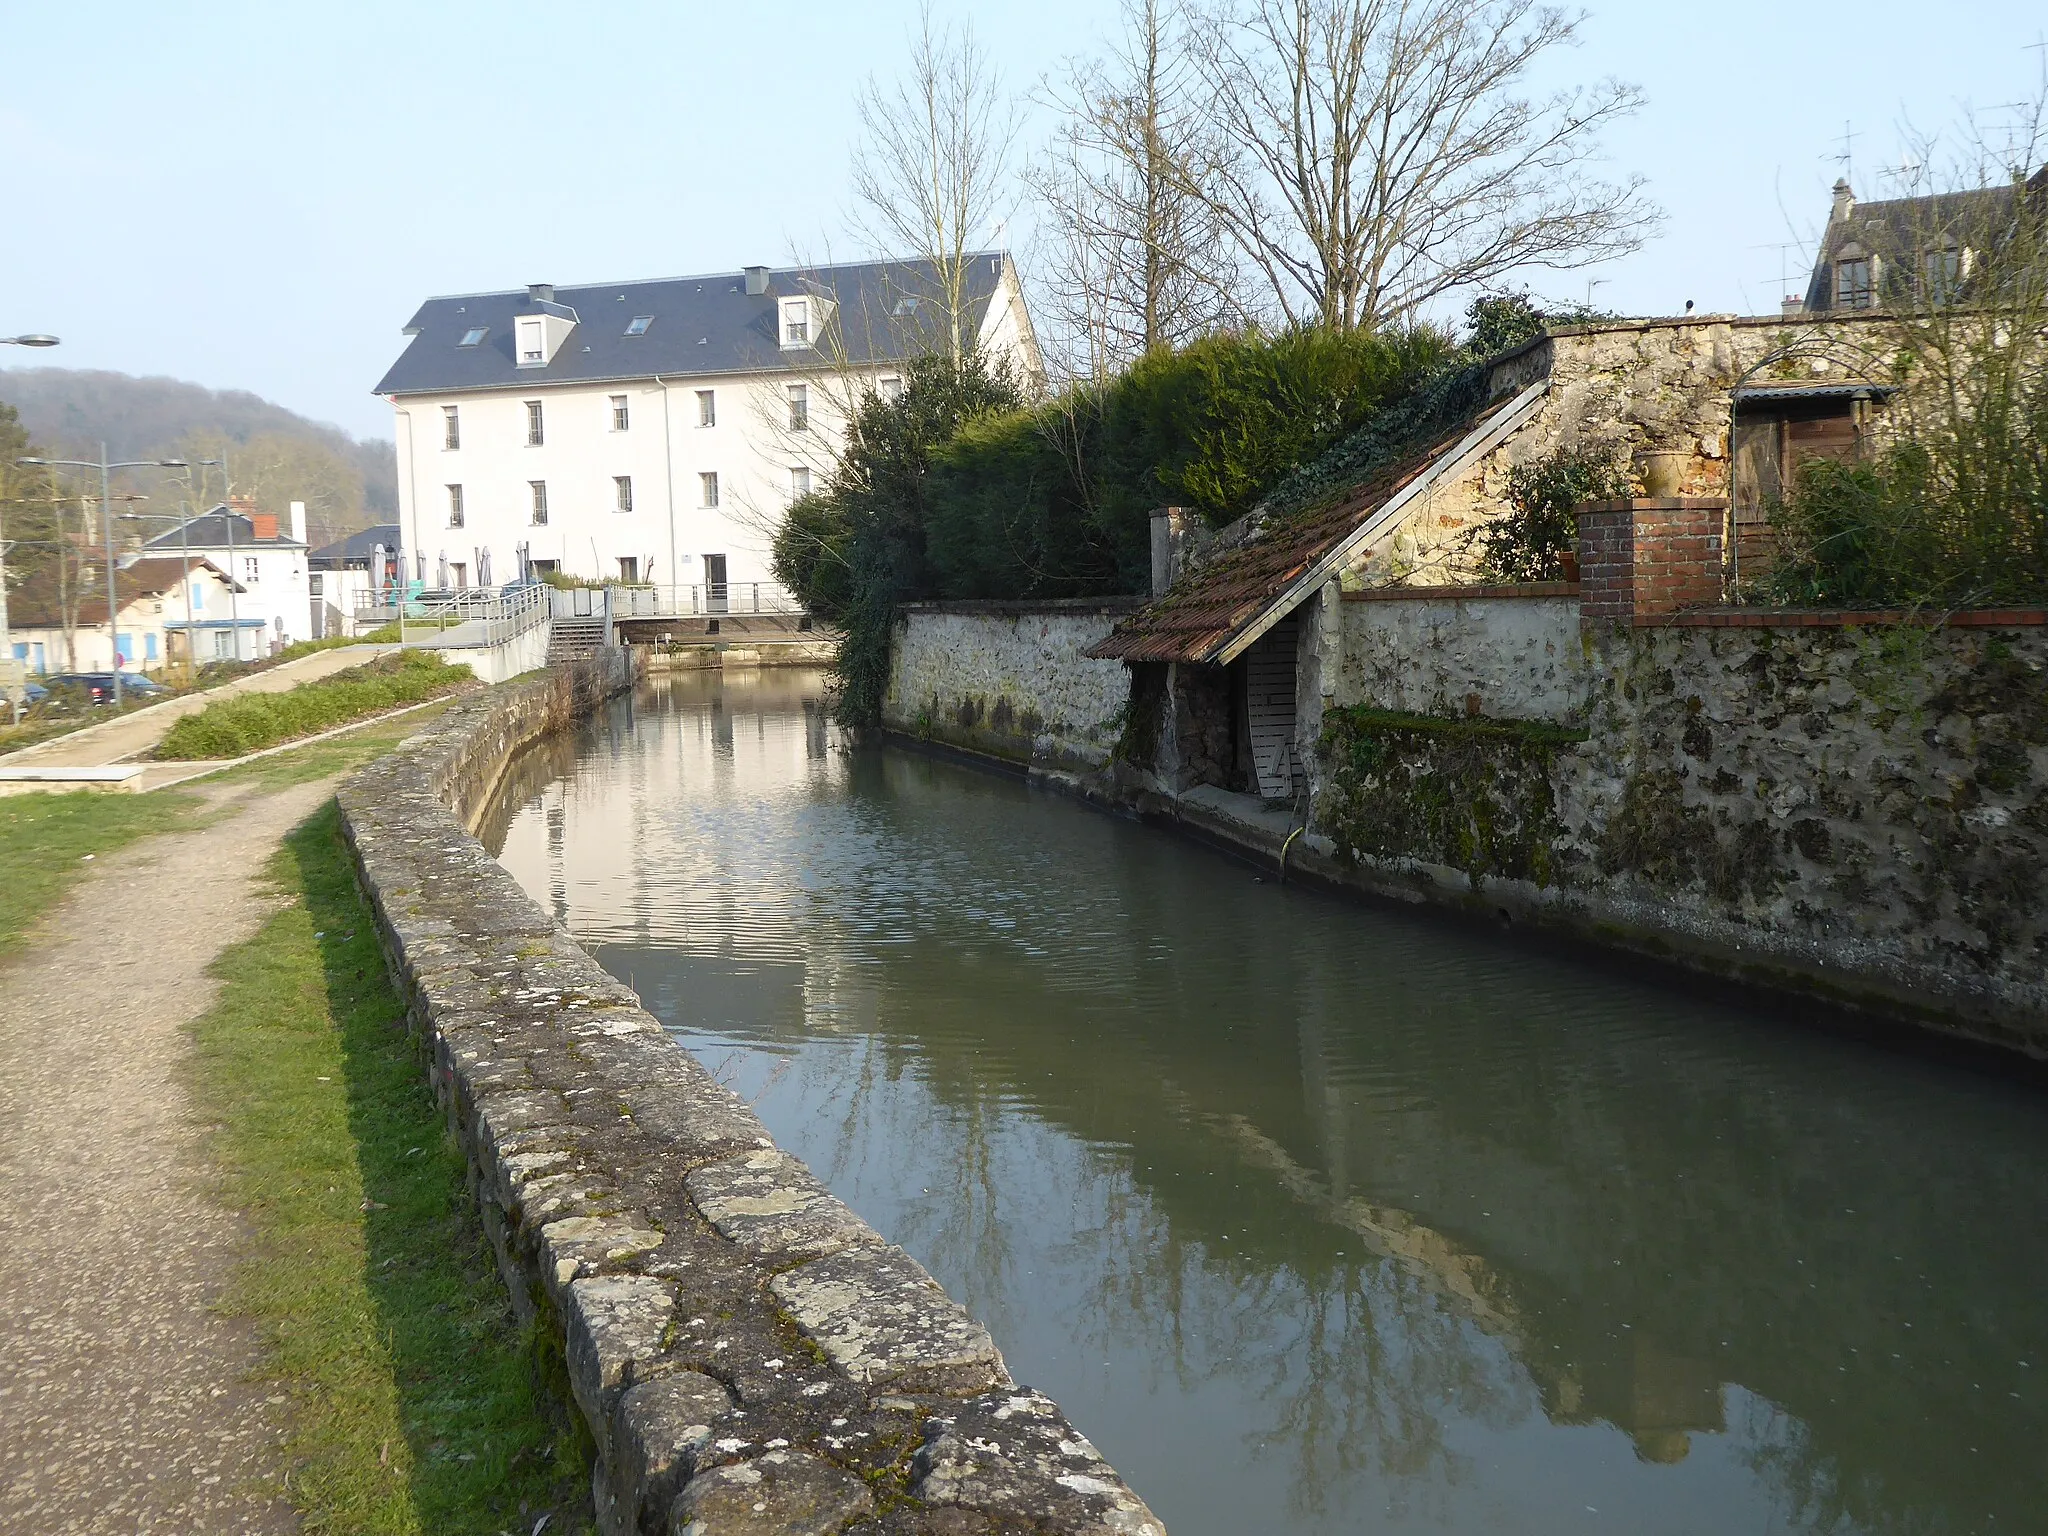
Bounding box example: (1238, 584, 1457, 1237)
(11, 556, 246, 673)
(307, 522, 402, 637)
(138, 497, 312, 658)
(372, 256, 1041, 595)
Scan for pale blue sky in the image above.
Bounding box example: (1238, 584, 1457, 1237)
(2, 0, 2043, 440)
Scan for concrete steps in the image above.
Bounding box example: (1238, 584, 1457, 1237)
(546, 617, 608, 664)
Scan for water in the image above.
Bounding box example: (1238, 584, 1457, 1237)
(482, 670, 2048, 1536)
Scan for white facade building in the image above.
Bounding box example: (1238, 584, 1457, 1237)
(11, 556, 246, 673)
(138, 498, 312, 658)
(373, 257, 1041, 595)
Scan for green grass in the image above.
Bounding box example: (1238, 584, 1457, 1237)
(205, 698, 460, 792)
(0, 787, 200, 955)
(159, 653, 474, 760)
(189, 802, 593, 1534)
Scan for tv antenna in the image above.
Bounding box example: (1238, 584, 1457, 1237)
(1824, 120, 1859, 185)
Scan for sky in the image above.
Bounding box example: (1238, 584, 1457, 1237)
(2, 0, 2044, 442)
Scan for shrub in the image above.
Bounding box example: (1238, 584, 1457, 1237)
(157, 652, 472, 759)
(1469, 448, 1636, 582)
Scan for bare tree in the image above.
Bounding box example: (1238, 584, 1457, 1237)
(848, 5, 1022, 362)
(1031, 0, 1247, 379)
(1180, 0, 1658, 329)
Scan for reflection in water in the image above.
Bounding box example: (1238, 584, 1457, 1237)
(485, 670, 2048, 1536)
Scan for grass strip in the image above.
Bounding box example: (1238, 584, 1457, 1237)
(159, 652, 474, 760)
(189, 801, 593, 1534)
(0, 786, 200, 956)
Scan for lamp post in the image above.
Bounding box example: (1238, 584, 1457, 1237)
(0, 333, 58, 718)
(192, 456, 242, 659)
(16, 451, 187, 706)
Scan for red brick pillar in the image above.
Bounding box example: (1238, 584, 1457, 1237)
(1576, 498, 1727, 627)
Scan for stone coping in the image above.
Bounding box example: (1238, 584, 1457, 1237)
(1648, 606, 2048, 629)
(335, 650, 1162, 1536)
(1344, 582, 1580, 602)
(897, 597, 1148, 617)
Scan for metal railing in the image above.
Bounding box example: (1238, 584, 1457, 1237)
(350, 584, 549, 649)
(606, 582, 802, 619)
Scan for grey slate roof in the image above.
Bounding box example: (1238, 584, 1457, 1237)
(372, 255, 1010, 397)
(140, 505, 307, 551)
(309, 523, 403, 567)
(1803, 168, 2047, 311)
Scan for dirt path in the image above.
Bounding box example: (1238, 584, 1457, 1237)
(0, 776, 339, 1533)
(7, 645, 396, 770)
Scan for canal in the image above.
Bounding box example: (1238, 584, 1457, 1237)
(481, 669, 2047, 1535)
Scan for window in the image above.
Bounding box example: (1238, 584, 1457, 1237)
(892, 296, 919, 317)
(791, 465, 812, 497)
(700, 471, 719, 507)
(696, 389, 716, 427)
(530, 480, 549, 526)
(243, 556, 259, 583)
(611, 393, 630, 431)
(458, 326, 488, 347)
(526, 399, 544, 445)
(614, 475, 634, 513)
(784, 298, 809, 345)
(625, 315, 654, 336)
(1836, 257, 1873, 310)
(214, 630, 233, 659)
(617, 556, 639, 584)
(879, 375, 903, 402)
(1922, 245, 1964, 300)
(443, 404, 460, 449)
(787, 383, 809, 431)
(447, 484, 465, 528)
(146, 633, 159, 662)
(190, 582, 205, 613)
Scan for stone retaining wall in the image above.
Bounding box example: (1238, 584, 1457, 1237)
(884, 601, 1142, 768)
(1339, 586, 1594, 725)
(337, 650, 1162, 1536)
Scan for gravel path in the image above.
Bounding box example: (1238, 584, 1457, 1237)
(0, 776, 338, 1533)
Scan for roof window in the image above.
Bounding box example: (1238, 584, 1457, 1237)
(458, 326, 488, 346)
(625, 315, 654, 336)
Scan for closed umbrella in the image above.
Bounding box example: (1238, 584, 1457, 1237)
(478, 546, 493, 588)
(437, 549, 449, 590)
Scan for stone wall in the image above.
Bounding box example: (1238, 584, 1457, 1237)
(1339, 586, 1594, 724)
(1316, 619, 2048, 1055)
(884, 600, 1142, 768)
(337, 651, 1163, 1536)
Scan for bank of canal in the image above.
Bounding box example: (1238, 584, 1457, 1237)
(482, 668, 2047, 1536)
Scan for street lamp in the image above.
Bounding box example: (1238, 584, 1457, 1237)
(191, 456, 242, 652)
(16, 450, 187, 707)
(0, 335, 60, 348)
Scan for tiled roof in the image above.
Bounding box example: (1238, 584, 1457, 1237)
(309, 523, 402, 567)
(372, 256, 1011, 397)
(10, 556, 239, 628)
(1086, 384, 1547, 665)
(140, 506, 306, 551)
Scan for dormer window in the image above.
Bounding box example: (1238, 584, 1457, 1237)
(518, 317, 545, 364)
(781, 298, 810, 347)
(515, 306, 578, 367)
(1835, 254, 1874, 310)
(458, 326, 488, 347)
(1921, 244, 1967, 301)
(625, 315, 654, 336)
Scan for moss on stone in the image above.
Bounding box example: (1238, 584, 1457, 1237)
(1318, 707, 1587, 888)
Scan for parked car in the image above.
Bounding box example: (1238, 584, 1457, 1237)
(43, 672, 170, 705)
(1, 677, 49, 711)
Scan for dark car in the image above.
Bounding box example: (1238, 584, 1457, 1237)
(43, 671, 170, 705)
(1, 677, 49, 711)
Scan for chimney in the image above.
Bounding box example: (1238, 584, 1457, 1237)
(251, 511, 279, 541)
(289, 500, 308, 545)
(528, 282, 555, 304)
(227, 493, 258, 515)
(1149, 506, 1197, 597)
(1830, 178, 1855, 225)
(743, 265, 770, 296)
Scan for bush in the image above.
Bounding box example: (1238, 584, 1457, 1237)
(1469, 449, 1636, 582)
(157, 651, 472, 760)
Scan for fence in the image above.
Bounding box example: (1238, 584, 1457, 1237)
(605, 582, 802, 619)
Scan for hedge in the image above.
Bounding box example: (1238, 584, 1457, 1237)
(156, 652, 473, 760)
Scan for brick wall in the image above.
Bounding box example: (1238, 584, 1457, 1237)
(1577, 499, 1727, 625)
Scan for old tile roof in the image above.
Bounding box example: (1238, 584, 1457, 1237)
(9, 556, 239, 628)
(141, 506, 306, 551)
(372, 255, 1013, 397)
(1086, 383, 1547, 665)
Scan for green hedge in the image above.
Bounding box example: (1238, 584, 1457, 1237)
(157, 652, 472, 760)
